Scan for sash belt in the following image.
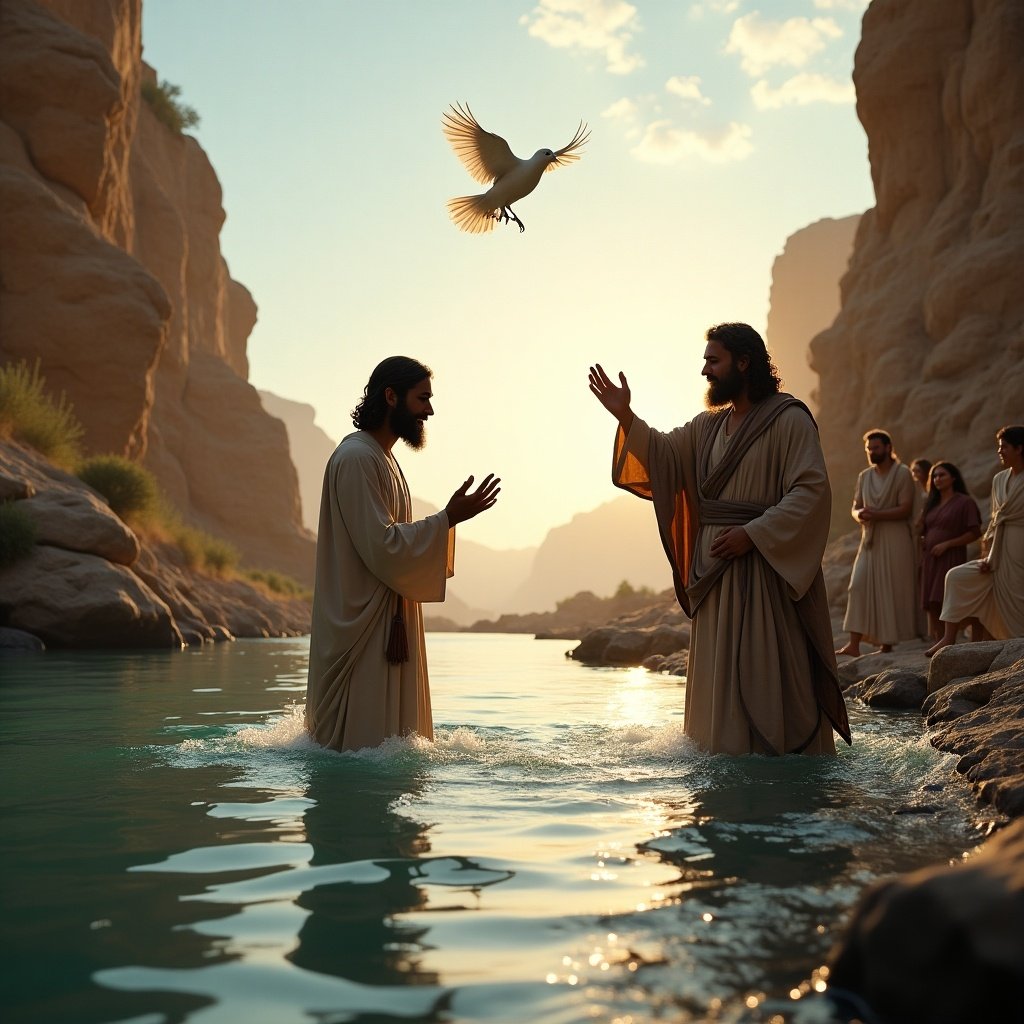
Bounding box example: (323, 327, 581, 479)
(698, 499, 769, 525)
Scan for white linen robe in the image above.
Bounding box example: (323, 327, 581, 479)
(614, 396, 849, 756)
(305, 432, 454, 751)
(941, 469, 1024, 638)
(842, 463, 917, 645)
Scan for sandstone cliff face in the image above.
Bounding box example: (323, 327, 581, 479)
(764, 215, 860, 412)
(0, 0, 314, 584)
(810, 0, 1024, 530)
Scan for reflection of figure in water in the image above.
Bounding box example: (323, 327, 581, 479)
(589, 323, 849, 755)
(291, 762, 436, 986)
(305, 356, 500, 751)
(292, 761, 513, 990)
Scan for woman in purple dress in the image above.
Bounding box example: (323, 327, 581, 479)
(920, 462, 983, 641)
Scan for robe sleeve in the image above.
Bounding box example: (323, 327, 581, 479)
(742, 407, 832, 601)
(613, 415, 697, 613)
(334, 448, 454, 603)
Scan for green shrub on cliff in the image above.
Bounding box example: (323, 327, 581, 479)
(169, 522, 240, 578)
(245, 568, 310, 599)
(141, 78, 200, 134)
(0, 359, 84, 467)
(77, 455, 159, 521)
(0, 501, 37, 568)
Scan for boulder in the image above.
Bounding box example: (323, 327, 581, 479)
(860, 668, 927, 709)
(0, 626, 44, 652)
(19, 487, 139, 564)
(827, 819, 1024, 1024)
(0, 544, 181, 648)
(927, 638, 1024, 693)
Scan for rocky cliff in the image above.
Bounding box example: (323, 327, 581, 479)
(810, 0, 1024, 530)
(0, 0, 315, 583)
(765, 215, 860, 412)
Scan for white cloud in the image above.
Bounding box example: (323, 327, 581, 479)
(813, 0, 868, 10)
(665, 75, 711, 106)
(601, 97, 638, 120)
(751, 72, 855, 109)
(520, 0, 644, 75)
(725, 13, 842, 76)
(689, 0, 740, 17)
(630, 119, 753, 164)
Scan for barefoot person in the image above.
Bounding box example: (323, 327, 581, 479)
(918, 462, 981, 642)
(926, 426, 1024, 657)
(305, 356, 500, 751)
(836, 430, 917, 657)
(589, 323, 850, 755)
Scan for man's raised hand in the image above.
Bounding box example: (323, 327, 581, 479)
(445, 474, 501, 526)
(588, 364, 633, 429)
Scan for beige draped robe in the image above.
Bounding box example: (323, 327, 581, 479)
(614, 395, 850, 756)
(941, 469, 1024, 638)
(305, 432, 454, 751)
(842, 462, 917, 645)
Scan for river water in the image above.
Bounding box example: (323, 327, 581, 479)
(1, 634, 981, 1024)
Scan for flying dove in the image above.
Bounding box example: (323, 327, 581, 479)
(442, 103, 590, 234)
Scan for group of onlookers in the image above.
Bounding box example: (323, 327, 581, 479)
(836, 425, 1024, 659)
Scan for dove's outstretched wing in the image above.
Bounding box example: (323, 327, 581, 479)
(544, 121, 591, 174)
(442, 103, 519, 185)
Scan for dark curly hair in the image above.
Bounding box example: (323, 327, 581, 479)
(351, 356, 432, 431)
(706, 323, 782, 402)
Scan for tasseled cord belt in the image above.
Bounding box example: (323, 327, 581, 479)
(386, 593, 409, 664)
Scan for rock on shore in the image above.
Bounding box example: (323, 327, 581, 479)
(0, 439, 309, 649)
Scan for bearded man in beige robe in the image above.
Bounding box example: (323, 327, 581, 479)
(305, 356, 500, 752)
(589, 323, 850, 756)
(926, 425, 1024, 656)
(836, 430, 917, 657)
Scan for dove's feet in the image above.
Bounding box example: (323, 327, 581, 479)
(497, 206, 526, 233)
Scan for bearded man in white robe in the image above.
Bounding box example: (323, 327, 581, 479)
(589, 323, 850, 756)
(305, 356, 500, 752)
(836, 430, 917, 658)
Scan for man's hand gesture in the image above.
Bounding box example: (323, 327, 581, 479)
(588, 364, 633, 430)
(445, 474, 500, 526)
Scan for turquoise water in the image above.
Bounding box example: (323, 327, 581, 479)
(1, 634, 980, 1024)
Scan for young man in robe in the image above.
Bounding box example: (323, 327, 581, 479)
(925, 425, 1024, 656)
(588, 323, 850, 756)
(836, 430, 917, 657)
(305, 356, 500, 752)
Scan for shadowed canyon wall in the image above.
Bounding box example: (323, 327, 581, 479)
(765, 215, 860, 413)
(811, 0, 1024, 531)
(0, 0, 314, 583)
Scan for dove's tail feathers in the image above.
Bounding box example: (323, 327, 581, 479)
(447, 194, 497, 234)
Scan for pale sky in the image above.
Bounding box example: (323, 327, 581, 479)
(141, 0, 873, 550)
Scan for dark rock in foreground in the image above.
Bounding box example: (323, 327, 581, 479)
(828, 818, 1024, 1024)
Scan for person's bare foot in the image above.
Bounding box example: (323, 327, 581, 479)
(925, 638, 954, 658)
(835, 643, 861, 658)
(877, 644, 893, 653)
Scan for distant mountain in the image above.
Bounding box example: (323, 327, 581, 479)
(504, 496, 669, 614)
(258, 391, 337, 533)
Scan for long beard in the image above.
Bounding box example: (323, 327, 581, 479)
(869, 451, 888, 465)
(704, 365, 744, 410)
(390, 403, 425, 450)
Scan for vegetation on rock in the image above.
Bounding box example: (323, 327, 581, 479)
(0, 501, 37, 568)
(0, 360, 83, 468)
(77, 455, 159, 520)
(141, 78, 200, 134)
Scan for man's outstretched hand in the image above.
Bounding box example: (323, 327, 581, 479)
(445, 474, 501, 526)
(588, 364, 633, 430)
